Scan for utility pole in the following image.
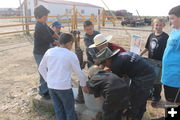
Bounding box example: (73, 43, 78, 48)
(136, 9, 141, 20)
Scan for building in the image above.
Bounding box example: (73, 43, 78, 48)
(105, 10, 133, 18)
(0, 8, 20, 16)
(21, 0, 102, 21)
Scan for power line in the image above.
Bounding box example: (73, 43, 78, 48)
(100, 0, 131, 40)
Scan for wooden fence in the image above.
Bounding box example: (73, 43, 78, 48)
(0, 6, 124, 36)
(0, 6, 153, 36)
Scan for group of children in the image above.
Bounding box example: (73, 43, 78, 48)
(33, 4, 180, 120)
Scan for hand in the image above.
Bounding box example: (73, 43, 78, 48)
(99, 64, 105, 69)
(81, 61, 87, 69)
(95, 97, 103, 101)
(140, 52, 143, 56)
(103, 67, 111, 71)
(82, 86, 89, 93)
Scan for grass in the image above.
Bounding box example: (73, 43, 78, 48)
(28, 95, 55, 120)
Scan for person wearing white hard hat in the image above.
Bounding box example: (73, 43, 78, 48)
(83, 20, 100, 68)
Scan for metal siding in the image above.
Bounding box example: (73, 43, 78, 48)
(28, 0, 100, 21)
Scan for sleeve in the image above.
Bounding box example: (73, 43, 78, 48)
(163, 33, 169, 49)
(84, 31, 100, 48)
(38, 54, 48, 82)
(87, 48, 98, 59)
(94, 90, 101, 98)
(84, 37, 92, 48)
(42, 24, 55, 43)
(48, 26, 55, 35)
(119, 46, 126, 52)
(96, 31, 100, 34)
(71, 54, 88, 87)
(165, 34, 169, 46)
(87, 79, 101, 98)
(145, 34, 151, 50)
(109, 43, 126, 52)
(86, 49, 94, 66)
(95, 31, 101, 35)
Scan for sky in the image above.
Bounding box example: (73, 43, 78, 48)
(0, 0, 179, 16)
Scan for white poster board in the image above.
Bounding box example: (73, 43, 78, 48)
(130, 35, 142, 55)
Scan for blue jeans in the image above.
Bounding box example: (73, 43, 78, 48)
(49, 88, 77, 120)
(33, 53, 49, 96)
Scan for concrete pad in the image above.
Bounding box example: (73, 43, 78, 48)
(75, 104, 102, 120)
(32, 88, 102, 120)
(83, 93, 103, 112)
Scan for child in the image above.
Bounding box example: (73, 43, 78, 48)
(87, 65, 129, 120)
(140, 18, 169, 106)
(75, 20, 100, 104)
(51, 21, 64, 36)
(38, 33, 89, 120)
(50, 21, 64, 47)
(33, 5, 60, 98)
(83, 20, 100, 67)
(161, 5, 180, 104)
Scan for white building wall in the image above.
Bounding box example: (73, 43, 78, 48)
(38, 1, 100, 16)
(39, 1, 72, 15)
(25, 0, 35, 16)
(76, 6, 99, 16)
(26, 0, 101, 22)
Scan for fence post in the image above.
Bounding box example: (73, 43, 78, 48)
(111, 18, 116, 26)
(19, 0, 25, 32)
(24, 0, 30, 35)
(90, 14, 95, 24)
(71, 5, 77, 30)
(75, 9, 77, 29)
(97, 9, 101, 31)
(102, 9, 105, 27)
(71, 14, 74, 30)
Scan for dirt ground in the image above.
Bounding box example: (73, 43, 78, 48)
(0, 24, 172, 120)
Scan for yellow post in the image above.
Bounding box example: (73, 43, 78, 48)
(75, 8, 77, 29)
(71, 14, 74, 29)
(111, 17, 116, 26)
(90, 14, 95, 24)
(102, 9, 105, 26)
(72, 5, 77, 30)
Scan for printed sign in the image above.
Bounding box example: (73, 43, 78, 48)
(130, 35, 142, 54)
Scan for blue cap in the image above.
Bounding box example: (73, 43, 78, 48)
(52, 21, 64, 28)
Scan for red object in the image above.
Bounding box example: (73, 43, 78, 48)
(108, 43, 126, 53)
